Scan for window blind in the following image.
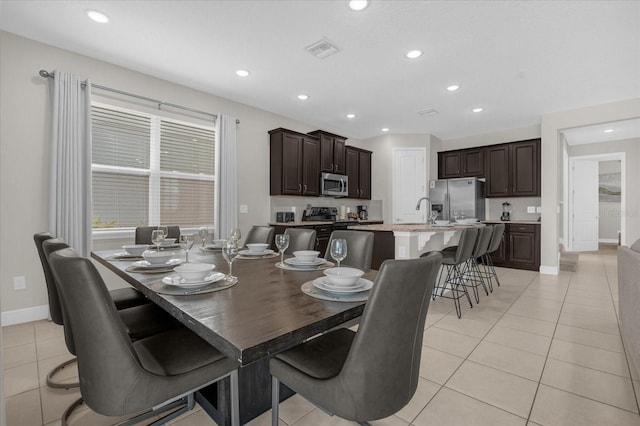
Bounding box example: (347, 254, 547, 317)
(92, 106, 150, 169)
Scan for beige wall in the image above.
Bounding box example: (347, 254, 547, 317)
(0, 31, 361, 317)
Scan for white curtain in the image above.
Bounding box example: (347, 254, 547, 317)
(216, 114, 238, 239)
(48, 71, 93, 256)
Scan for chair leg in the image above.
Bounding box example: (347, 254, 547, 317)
(61, 397, 84, 426)
(46, 357, 80, 389)
(230, 370, 240, 426)
(272, 376, 280, 426)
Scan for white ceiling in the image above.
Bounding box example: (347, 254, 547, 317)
(563, 118, 640, 145)
(1, 0, 639, 141)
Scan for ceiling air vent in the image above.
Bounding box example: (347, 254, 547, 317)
(305, 38, 340, 59)
(417, 108, 439, 117)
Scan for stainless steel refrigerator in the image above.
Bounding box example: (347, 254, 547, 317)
(429, 178, 485, 221)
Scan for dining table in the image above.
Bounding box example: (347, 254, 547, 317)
(91, 247, 377, 425)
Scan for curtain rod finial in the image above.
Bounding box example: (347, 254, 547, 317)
(39, 70, 51, 78)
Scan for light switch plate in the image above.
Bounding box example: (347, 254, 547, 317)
(536, 206, 542, 213)
(240, 204, 248, 214)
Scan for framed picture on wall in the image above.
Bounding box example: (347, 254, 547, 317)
(599, 173, 621, 202)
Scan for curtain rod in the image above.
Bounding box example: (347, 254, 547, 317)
(39, 70, 239, 124)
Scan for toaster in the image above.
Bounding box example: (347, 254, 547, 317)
(276, 212, 295, 223)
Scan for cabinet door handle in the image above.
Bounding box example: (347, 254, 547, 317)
(331, 163, 335, 172)
(303, 184, 307, 193)
(298, 184, 302, 192)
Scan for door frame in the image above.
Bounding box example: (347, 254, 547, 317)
(567, 152, 626, 250)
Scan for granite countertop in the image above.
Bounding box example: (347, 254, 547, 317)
(269, 219, 384, 227)
(348, 223, 484, 232)
(482, 220, 541, 225)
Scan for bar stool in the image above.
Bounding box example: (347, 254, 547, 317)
(426, 227, 479, 318)
(465, 225, 494, 302)
(481, 223, 505, 291)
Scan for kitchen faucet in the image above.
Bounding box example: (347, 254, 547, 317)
(415, 197, 433, 224)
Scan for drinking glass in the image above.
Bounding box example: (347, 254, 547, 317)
(230, 228, 241, 249)
(330, 238, 347, 268)
(429, 210, 438, 224)
(198, 227, 209, 247)
(222, 240, 239, 279)
(179, 234, 194, 263)
(275, 233, 290, 265)
(151, 229, 165, 251)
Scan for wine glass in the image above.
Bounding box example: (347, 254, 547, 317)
(179, 234, 194, 263)
(230, 228, 241, 249)
(151, 229, 165, 251)
(452, 210, 460, 222)
(222, 240, 239, 279)
(330, 238, 347, 268)
(198, 227, 209, 247)
(429, 210, 438, 224)
(275, 233, 290, 265)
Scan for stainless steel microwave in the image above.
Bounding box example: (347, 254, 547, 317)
(321, 172, 348, 197)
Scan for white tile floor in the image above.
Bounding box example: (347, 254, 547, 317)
(4, 247, 640, 425)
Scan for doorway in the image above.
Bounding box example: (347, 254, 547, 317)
(392, 148, 426, 224)
(568, 153, 625, 251)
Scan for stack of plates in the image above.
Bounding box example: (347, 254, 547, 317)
(162, 272, 226, 287)
(132, 259, 182, 269)
(284, 257, 325, 268)
(312, 277, 373, 294)
(238, 249, 274, 256)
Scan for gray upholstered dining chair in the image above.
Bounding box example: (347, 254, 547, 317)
(34, 232, 148, 389)
(270, 253, 443, 425)
(323, 230, 374, 269)
(244, 225, 275, 247)
(135, 225, 181, 244)
(283, 228, 317, 253)
(48, 247, 240, 426)
(428, 226, 479, 318)
(481, 223, 505, 290)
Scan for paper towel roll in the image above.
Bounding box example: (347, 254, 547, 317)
(339, 205, 346, 220)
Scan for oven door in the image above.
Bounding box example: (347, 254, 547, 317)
(321, 173, 348, 197)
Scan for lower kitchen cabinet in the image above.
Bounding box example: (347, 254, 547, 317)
(271, 224, 332, 254)
(489, 223, 540, 271)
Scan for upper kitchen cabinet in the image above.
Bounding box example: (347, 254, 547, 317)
(485, 139, 540, 198)
(308, 130, 346, 174)
(269, 128, 320, 196)
(437, 148, 485, 179)
(346, 146, 372, 199)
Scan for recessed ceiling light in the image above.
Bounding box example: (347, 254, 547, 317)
(406, 50, 423, 59)
(447, 85, 460, 91)
(472, 107, 484, 113)
(235, 69, 250, 77)
(349, 0, 369, 11)
(346, 113, 356, 119)
(86, 10, 109, 23)
(604, 129, 614, 133)
(297, 94, 309, 100)
(381, 128, 390, 132)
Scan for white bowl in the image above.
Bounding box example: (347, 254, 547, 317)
(293, 250, 320, 263)
(122, 244, 148, 256)
(434, 220, 450, 226)
(247, 243, 269, 253)
(212, 239, 225, 248)
(174, 263, 215, 281)
(160, 238, 177, 246)
(142, 250, 176, 265)
(323, 267, 364, 287)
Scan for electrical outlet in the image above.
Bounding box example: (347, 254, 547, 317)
(239, 204, 249, 214)
(13, 276, 26, 290)
(527, 206, 535, 213)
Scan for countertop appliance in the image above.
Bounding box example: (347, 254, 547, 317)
(303, 206, 359, 230)
(500, 202, 512, 221)
(276, 211, 295, 223)
(320, 173, 348, 197)
(429, 177, 485, 221)
(357, 205, 368, 220)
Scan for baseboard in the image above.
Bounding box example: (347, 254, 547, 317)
(1, 305, 50, 327)
(540, 265, 559, 275)
(599, 239, 618, 244)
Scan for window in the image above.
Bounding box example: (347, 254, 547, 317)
(91, 104, 215, 231)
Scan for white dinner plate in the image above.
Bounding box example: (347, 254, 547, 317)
(284, 257, 326, 267)
(162, 272, 226, 287)
(238, 249, 275, 256)
(132, 259, 182, 269)
(313, 277, 373, 294)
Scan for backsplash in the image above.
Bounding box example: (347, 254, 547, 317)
(487, 197, 542, 221)
(270, 196, 383, 222)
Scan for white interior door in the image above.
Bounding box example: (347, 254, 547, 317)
(392, 148, 426, 224)
(571, 159, 599, 251)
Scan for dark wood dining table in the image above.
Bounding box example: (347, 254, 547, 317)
(91, 249, 377, 425)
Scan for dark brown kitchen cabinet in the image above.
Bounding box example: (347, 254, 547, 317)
(269, 128, 320, 196)
(489, 223, 540, 271)
(346, 146, 372, 199)
(437, 148, 485, 179)
(485, 139, 540, 198)
(308, 130, 346, 174)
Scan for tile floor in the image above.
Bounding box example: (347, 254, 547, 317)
(4, 248, 640, 425)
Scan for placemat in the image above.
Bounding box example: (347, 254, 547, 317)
(301, 281, 370, 302)
(275, 261, 334, 271)
(149, 276, 238, 296)
(125, 265, 176, 274)
(106, 254, 143, 261)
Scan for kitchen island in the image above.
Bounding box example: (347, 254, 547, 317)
(348, 223, 484, 267)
